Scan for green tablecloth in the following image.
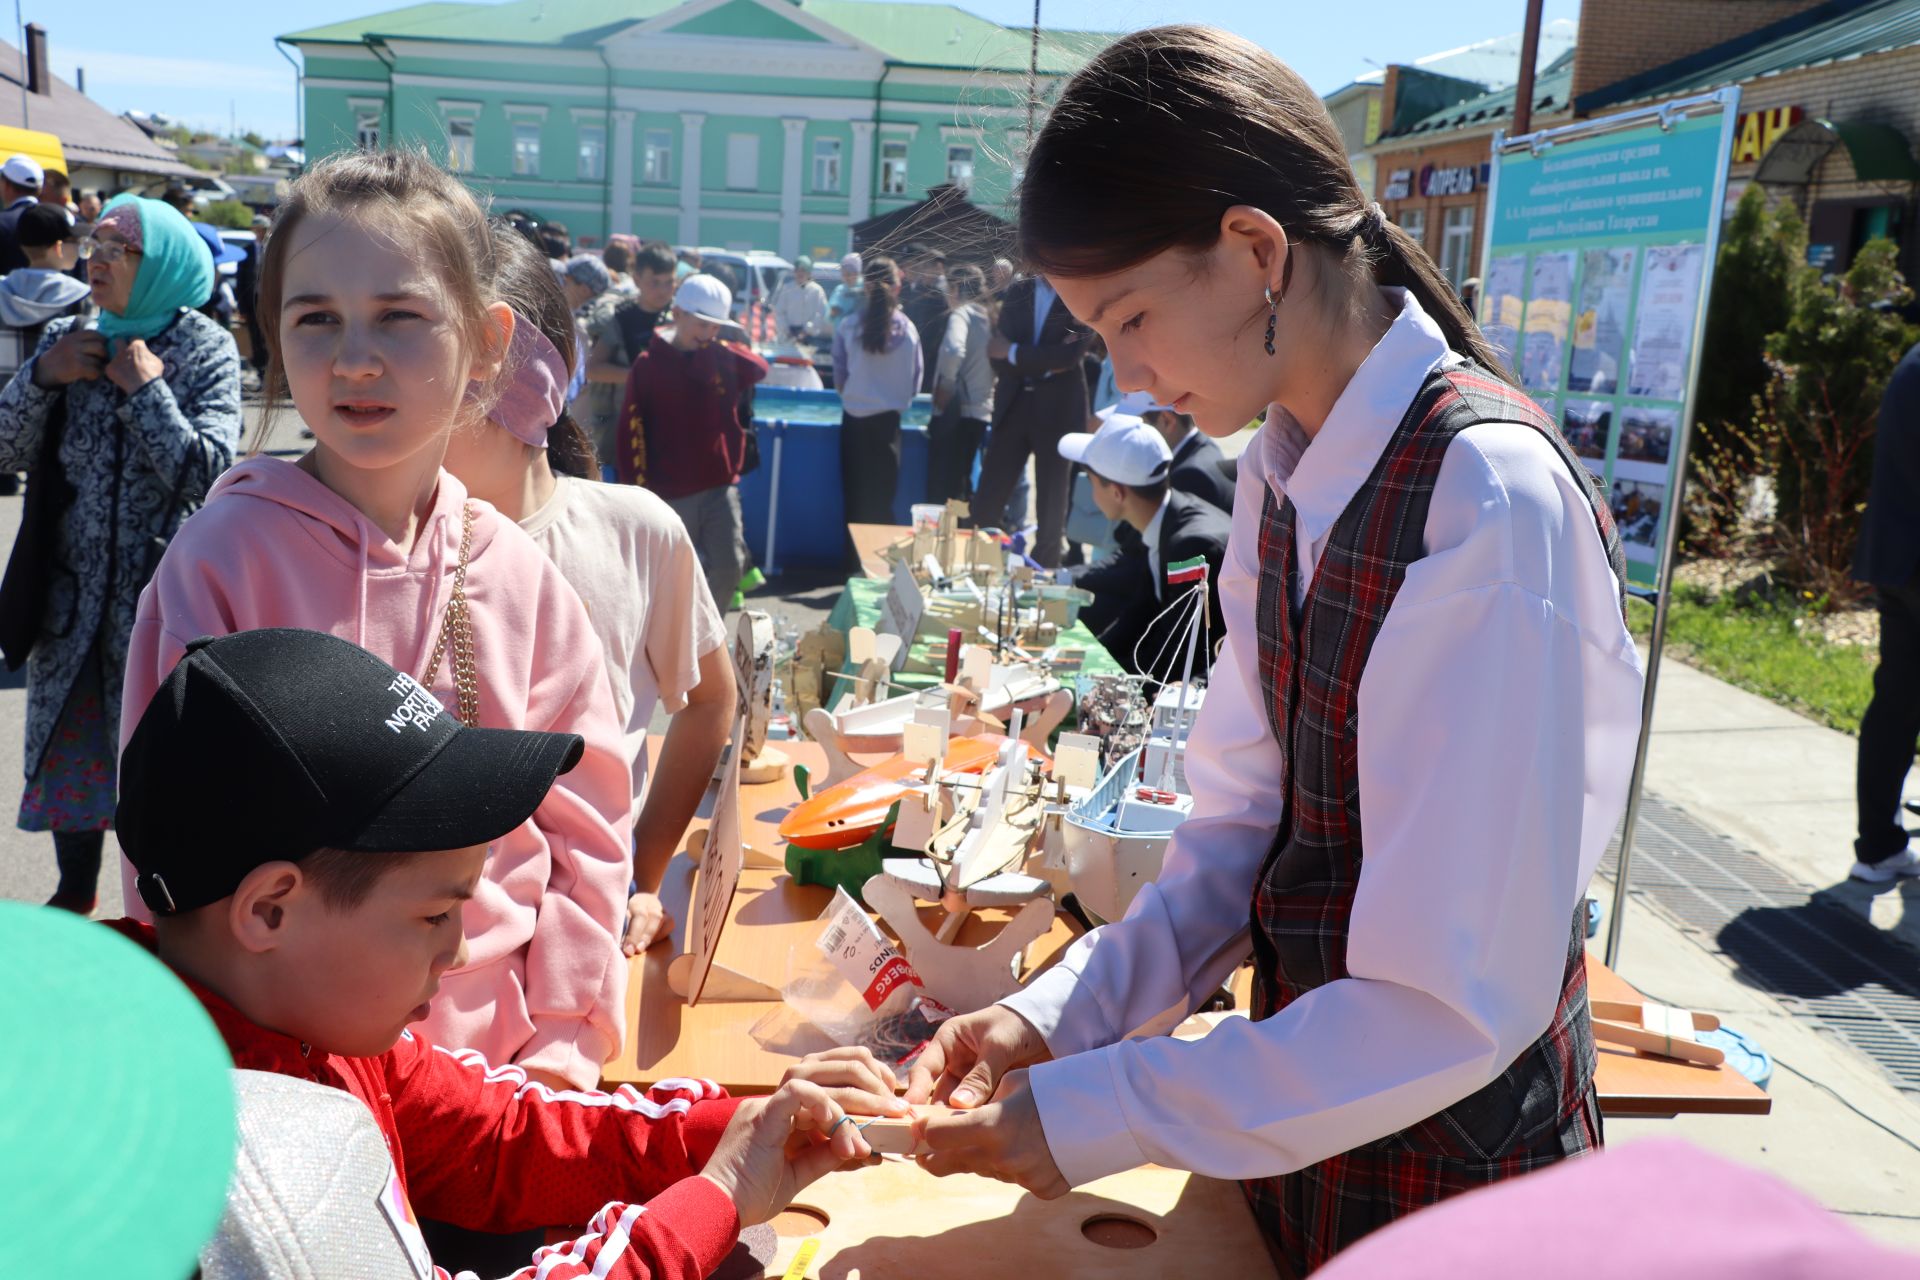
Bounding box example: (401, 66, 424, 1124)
(826, 576, 1123, 697)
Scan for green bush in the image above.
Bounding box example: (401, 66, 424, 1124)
(1761, 238, 1917, 601)
(203, 200, 253, 230)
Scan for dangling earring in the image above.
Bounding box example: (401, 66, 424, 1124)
(1263, 284, 1278, 357)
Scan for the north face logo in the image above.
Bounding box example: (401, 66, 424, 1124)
(384, 674, 446, 734)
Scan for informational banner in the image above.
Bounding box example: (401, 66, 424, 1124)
(1479, 92, 1739, 587)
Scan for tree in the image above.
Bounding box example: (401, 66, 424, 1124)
(242, 131, 267, 150)
(1759, 237, 1917, 602)
(1696, 188, 1805, 443)
(204, 199, 253, 230)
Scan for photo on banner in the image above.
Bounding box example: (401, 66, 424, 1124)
(1609, 477, 1667, 565)
(1627, 244, 1707, 401)
(1562, 399, 1613, 477)
(1617, 406, 1676, 467)
(1521, 250, 1575, 392)
(1568, 247, 1635, 394)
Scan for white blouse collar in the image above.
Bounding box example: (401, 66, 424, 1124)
(1258, 287, 1450, 550)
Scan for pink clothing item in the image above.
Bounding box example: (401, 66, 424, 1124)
(487, 309, 569, 448)
(121, 457, 634, 1090)
(1317, 1139, 1917, 1279)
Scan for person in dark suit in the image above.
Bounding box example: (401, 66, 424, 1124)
(1852, 340, 1920, 883)
(1058, 413, 1228, 679)
(975, 274, 1093, 567)
(1100, 389, 1237, 511)
(900, 247, 949, 394)
(0, 154, 45, 274)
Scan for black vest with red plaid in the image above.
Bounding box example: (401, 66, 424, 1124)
(1241, 362, 1626, 1274)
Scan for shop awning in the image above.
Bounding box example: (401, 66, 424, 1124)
(1755, 118, 1920, 186)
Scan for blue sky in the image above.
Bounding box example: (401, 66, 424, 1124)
(21, 0, 1581, 141)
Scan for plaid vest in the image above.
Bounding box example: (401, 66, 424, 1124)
(1242, 363, 1626, 1274)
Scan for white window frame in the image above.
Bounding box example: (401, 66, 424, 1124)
(576, 122, 605, 181)
(812, 136, 842, 193)
(642, 129, 673, 185)
(1398, 207, 1427, 249)
(511, 121, 542, 177)
(725, 132, 760, 190)
(446, 117, 477, 173)
(880, 140, 909, 196)
(1440, 205, 1475, 288)
(945, 143, 974, 193)
(349, 96, 382, 150)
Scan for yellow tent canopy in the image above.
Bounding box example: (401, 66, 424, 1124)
(0, 125, 66, 176)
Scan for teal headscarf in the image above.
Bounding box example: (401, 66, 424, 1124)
(93, 193, 214, 350)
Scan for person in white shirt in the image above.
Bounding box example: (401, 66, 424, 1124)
(771, 254, 832, 342)
(904, 25, 1643, 1275)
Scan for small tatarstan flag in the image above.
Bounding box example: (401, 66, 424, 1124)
(1166, 556, 1208, 585)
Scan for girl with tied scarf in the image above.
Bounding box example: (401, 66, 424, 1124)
(0, 193, 240, 914)
(443, 227, 735, 961)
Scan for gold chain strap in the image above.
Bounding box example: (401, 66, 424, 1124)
(422, 502, 480, 727)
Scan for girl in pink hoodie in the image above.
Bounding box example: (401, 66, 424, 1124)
(122, 150, 633, 1093)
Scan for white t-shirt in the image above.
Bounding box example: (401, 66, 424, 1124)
(520, 475, 727, 817)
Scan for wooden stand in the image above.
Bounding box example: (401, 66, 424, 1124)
(739, 744, 789, 786)
(666, 954, 782, 1003)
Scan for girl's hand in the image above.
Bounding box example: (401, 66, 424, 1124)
(622, 891, 674, 955)
(916, 1070, 1069, 1199)
(904, 1004, 1050, 1109)
(105, 339, 165, 395)
(31, 329, 106, 388)
(698, 1078, 874, 1227)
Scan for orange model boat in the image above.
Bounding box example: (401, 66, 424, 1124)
(782, 734, 1046, 850)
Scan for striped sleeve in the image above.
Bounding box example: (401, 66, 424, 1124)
(445, 1183, 740, 1280)
(383, 1029, 740, 1273)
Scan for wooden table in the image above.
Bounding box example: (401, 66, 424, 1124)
(610, 744, 1770, 1125)
(606, 739, 1080, 1088)
(1586, 957, 1771, 1117)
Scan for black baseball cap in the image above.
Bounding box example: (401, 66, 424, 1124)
(117, 629, 584, 916)
(17, 202, 76, 248)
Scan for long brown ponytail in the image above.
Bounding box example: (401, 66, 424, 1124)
(1019, 25, 1510, 379)
(860, 255, 900, 355)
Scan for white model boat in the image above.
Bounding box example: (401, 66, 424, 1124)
(1061, 683, 1202, 924)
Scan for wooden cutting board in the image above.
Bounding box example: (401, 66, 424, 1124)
(762, 1159, 1274, 1278)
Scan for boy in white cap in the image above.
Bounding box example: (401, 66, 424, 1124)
(616, 272, 768, 610)
(0, 153, 44, 273)
(1059, 411, 1230, 678)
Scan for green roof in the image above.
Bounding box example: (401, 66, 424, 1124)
(283, 0, 1106, 69)
(282, 2, 486, 45)
(1579, 0, 1920, 112)
(1383, 47, 1576, 139)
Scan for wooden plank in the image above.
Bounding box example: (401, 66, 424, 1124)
(850, 522, 909, 580)
(1587, 954, 1771, 1117)
(764, 1160, 1274, 1279)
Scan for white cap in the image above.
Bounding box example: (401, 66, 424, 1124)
(673, 272, 733, 324)
(1058, 412, 1173, 487)
(1098, 389, 1177, 421)
(2, 154, 43, 188)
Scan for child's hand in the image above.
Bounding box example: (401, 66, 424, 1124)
(698, 1079, 873, 1226)
(622, 892, 674, 955)
(780, 1046, 910, 1119)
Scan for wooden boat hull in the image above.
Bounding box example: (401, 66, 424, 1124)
(781, 735, 1007, 850)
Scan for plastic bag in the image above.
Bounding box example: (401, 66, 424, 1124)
(770, 886, 955, 1066)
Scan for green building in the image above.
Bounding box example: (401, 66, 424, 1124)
(281, 0, 1104, 256)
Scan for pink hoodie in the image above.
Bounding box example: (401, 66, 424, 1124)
(122, 456, 634, 1090)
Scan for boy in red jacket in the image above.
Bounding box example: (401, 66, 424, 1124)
(110, 628, 902, 1280)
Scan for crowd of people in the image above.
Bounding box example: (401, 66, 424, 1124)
(13, 19, 1915, 1280)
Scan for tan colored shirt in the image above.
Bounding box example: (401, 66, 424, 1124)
(520, 475, 726, 817)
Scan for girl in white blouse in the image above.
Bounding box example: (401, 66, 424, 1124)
(905, 26, 1644, 1275)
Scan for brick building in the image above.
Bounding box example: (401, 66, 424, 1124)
(1367, 0, 1920, 290)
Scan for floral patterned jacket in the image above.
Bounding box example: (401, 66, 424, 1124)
(0, 309, 240, 778)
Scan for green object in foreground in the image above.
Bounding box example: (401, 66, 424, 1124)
(0, 902, 237, 1279)
(784, 801, 899, 903)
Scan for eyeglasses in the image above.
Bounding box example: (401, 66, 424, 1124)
(78, 237, 140, 263)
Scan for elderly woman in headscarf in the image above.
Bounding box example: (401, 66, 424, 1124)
(0, 192, 240, 913)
